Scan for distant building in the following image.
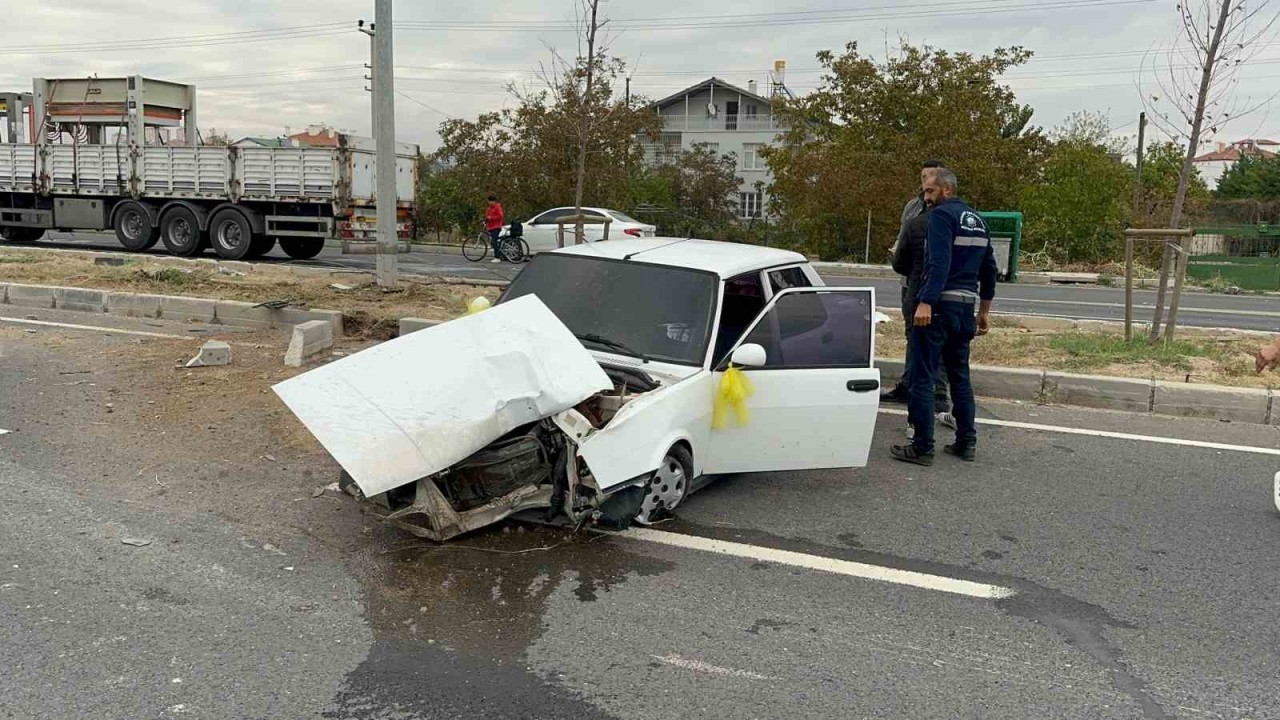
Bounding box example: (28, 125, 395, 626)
(232, 136, 294, 148)
(640, 73, 789, 220)
(289, 124, 341, 148)
(1192, 138, 1279, 190)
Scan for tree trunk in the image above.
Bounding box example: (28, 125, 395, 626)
(1150, 0, 1234, 342)
(572, 0, 601, 244)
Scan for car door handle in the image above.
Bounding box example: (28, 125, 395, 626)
(848, 379, 880, 393)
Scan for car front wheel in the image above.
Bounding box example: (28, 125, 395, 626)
(635, 444, 692, 525)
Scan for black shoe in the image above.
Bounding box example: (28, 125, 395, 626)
(891, 444, 934, 466)
(881, 387, 911, 404)
(944, 443, 976, 462)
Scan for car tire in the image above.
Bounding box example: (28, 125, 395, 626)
(113, 202, 158, 251)
(635, 444, 693, 525)
(278, 237, 325, 260)
(159, 206, 204, 257)
(209, 208, 254, 260)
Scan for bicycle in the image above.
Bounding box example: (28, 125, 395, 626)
(463, 229, 531, 263)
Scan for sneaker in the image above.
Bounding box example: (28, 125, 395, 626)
(944, 443, 976, 462)
(938, 412, 957, 430)
(891, 444, 934, 466)
(905, 423, 914, 440)
(490, 258, 503, 264)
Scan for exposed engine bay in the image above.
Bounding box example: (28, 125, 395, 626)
(342, 366, 666, 542)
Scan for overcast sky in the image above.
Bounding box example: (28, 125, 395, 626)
(3, 0, 1278, 154)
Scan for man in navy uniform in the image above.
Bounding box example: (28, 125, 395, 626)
(891, 168, 997, 466)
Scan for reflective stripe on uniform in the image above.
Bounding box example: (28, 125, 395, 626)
(954, 235, 990, 248)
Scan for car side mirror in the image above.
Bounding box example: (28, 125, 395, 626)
(730, 343, 767, 368)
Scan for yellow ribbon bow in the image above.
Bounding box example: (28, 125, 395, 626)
(712, 365, 755, 430)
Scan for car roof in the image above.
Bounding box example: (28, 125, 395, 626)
(551, 237, 809, 279)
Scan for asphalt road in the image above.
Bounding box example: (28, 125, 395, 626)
(3, 309, 1280, 719)
(21, 231, 1280, 334)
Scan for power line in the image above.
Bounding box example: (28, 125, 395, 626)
(0, 25, 352, 55)
(396, 90, 455, 118)
(396, 0, 1154, 32)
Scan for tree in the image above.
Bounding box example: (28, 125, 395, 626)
(1137, 141, 1211, 226)
(629, 143, 742, 237)
(764, 41, 1046, 260)
(1141, 0, 1279, 340)
(424, 60, 660, 232)
(1215, 153, 1280, 200)
(1021, 112, 1132, 264)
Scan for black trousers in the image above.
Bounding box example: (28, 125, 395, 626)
(896, 286, 950, 409)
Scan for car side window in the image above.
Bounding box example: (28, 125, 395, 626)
(531, 209, 567, 225)
(741, 290, 873, 369)
(712, 271, 768, 366)
(767, 266, 812, 295)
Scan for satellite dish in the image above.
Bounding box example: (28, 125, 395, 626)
(706, 102, 718, 117)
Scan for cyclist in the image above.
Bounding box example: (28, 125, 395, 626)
(484, 194, 505, 264)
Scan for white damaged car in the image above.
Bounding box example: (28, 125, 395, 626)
(274, 238, 883, 541)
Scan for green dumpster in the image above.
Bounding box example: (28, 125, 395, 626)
(980, 211, 1022, 282)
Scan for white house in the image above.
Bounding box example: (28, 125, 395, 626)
(641, 77, 785, 220)
(1191, 138, 1278, 190)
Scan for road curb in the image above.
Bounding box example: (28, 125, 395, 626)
(1, 282, 348, 335)
(875, 356, 1275, 426)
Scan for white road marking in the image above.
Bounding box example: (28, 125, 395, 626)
(0, 316, 189, 339)
(878, 408, 1280, 457)
(650, 654, 774, 680)
(618, 527, 1015, 600)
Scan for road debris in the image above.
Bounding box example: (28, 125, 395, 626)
(261, 454, 277, 462)
(311, 481, 341, 498)
(185, 340, 231, 368)
(218, 267, 247, 277)
(121, 538, 153, 547)
(94, 257, 127, 267)
(329, 283, 355, 291)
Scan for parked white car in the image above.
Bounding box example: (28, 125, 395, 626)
(274, 237, 881, 541)
(514, 206, 656, 253)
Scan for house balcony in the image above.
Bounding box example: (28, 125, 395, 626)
(658, 114, 782, 132)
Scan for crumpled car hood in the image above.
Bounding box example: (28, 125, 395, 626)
(272, 295, 613, 497)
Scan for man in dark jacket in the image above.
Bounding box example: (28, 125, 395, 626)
(892, 168, 997, 466)
(883, 160, 950, 421)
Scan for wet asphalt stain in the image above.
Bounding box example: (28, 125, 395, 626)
(836, 532, 865, 548)
(980, 550, 1005, 561)
(329, 522, 673, 720)
(747, 618, 795, 635)
(668, 520, 1172, 720)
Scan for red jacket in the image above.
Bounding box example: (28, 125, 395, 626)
(485, 202, 505, 231)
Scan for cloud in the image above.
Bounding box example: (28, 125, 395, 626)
(2, 0, 1276, 152)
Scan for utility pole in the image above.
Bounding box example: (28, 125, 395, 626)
(358, 20, 376, 138)
(372, 0, 398, 288)
(625, 76, 630, 106)
(1133, 112, 1146, 218)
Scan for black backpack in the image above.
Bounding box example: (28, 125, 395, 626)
(508, 220, 523, 238)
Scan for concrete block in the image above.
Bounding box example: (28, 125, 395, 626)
(1013, 315, 1077, 332)
(213, 300, 344, 335)
(398, 317, 439, 336)
(284, 320, 334, 367)
(158, 295, 217, 324)
(105, 292, 162, 319)
(971, 365, 1045, 402)
(53, 287, 106, 313)
(5, 283, 57, 309)
(1153, 382, 1272, 424)
(185, 340, 231, 368)
(1043, 371, 1153, 413)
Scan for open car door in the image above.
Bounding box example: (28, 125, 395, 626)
(703, 287, 880, 475)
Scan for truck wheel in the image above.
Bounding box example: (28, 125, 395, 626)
(245, 235, 276, 259)
(160, 206, 204, 257)
(113, 202, 158, 251)
(278, 238, 325, 260)
(209, 209, 254, 260)
(634, 444, 693, 525)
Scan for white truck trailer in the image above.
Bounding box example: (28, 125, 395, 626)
(0, 75, 416, 260)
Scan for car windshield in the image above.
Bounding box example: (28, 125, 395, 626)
(607, 210, 640, 223)
(500, 254, 718, 366)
